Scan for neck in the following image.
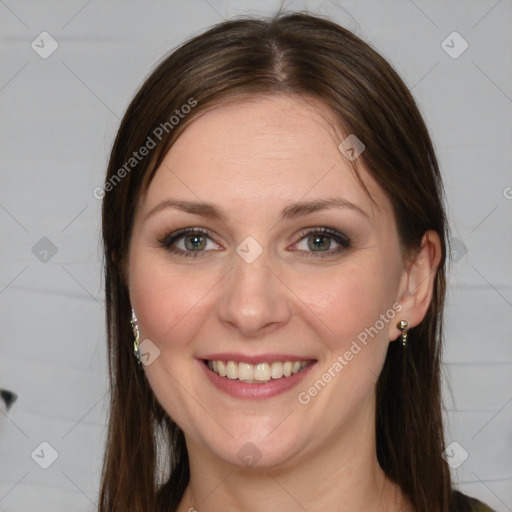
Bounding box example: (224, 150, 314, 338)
(176, 393, 412, 512)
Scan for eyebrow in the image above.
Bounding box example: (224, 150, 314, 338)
(144, 197, 371, 222)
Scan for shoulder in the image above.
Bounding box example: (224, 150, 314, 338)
(451, 490, 496, 512)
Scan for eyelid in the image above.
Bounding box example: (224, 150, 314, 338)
(290, 227, 351, 256)
(158, 227, 217, 248)
(158, 227, 223, 259)
(293, 226, 351, 244)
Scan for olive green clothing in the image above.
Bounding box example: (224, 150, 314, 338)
(453, 490, 496, 512)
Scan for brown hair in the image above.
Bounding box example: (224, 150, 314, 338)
(100, 12, 456, 512)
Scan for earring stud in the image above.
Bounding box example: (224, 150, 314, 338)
(397, 320, 408, 348)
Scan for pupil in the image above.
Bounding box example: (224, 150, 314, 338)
(308, 235, 330, 251)
(185, 235, 206, 251)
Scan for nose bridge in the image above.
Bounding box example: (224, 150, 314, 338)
(217, 240, 290, 335)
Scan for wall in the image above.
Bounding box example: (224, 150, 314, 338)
(0, 1, 510, 510)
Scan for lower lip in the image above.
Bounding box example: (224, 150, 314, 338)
(198, 359, 316, 400)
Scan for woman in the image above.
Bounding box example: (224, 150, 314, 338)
(99, 12, 495, 512)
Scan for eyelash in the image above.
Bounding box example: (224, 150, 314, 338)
(158, 227, 351, 259)
(294, 227, 351, 257)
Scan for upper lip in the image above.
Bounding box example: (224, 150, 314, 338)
(199, 353, 316, 364)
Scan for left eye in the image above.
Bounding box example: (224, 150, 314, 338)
(293, 228, 351, 256)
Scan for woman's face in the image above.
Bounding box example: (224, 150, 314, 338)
(128, 95, 409, 469)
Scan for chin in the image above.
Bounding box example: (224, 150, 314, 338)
(200, 424, 309, 471)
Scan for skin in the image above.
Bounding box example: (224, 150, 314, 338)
(127, 94, 441, 512)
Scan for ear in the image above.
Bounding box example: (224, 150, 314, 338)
(388, 230, 443, 342)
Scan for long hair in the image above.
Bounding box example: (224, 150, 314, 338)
(100, 12, 454, 512)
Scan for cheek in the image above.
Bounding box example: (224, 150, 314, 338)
(289, 262, 397, 432)
(292, 262, 400, 416)
(129, 249, 217, 347)
(294, 260, 394, 351)
(128, 252, 218, 427)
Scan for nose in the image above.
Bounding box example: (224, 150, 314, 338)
(217, 247, 292, 338)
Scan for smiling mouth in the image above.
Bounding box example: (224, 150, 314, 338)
(204, 359, 315, 383)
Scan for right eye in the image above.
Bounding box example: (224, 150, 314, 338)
(158, 228, 222, 258)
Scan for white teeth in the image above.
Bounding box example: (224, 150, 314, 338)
(238, 362, 253, 381)
(217, 360, 227, 377)
(254, 363, 270, 381)
(270, 361, 283, 379)
(226, 361, 238, 379)
(206, 359, 311, 382)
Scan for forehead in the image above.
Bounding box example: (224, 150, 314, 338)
(141, 94, 390, 222)
(169, 94, 344, 172)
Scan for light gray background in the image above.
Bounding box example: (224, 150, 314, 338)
(1, 1, 511, 511)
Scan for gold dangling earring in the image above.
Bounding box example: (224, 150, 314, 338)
(130, 309, 142, 365)
(397, 320, 408, 348)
